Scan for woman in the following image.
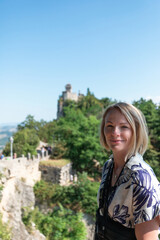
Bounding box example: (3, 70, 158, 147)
(95, 102, 160, 240)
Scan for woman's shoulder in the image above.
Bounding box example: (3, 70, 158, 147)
(126, 153, 160, 187)
(126, 153, 155, 173)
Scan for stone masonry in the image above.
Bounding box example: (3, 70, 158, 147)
(39, 162, 73, 185)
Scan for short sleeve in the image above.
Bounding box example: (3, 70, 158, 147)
(132, 168, 160, 225)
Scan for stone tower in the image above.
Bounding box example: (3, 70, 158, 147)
(57, 84, 83, 119)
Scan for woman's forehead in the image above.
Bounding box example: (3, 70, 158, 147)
(105, 108, 128, 123)
(105, 108, 123, 118)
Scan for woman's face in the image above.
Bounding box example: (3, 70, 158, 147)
(104, 108, 133, 155)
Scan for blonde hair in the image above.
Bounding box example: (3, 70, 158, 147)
(100, 102, 148, 156)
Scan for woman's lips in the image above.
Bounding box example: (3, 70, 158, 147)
(110, 139, 123, 143)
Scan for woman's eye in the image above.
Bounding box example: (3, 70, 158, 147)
(121, 126, 128, 128)
(106, 125, 113, 128)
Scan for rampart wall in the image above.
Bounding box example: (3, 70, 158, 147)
(0, 156, 41, 186)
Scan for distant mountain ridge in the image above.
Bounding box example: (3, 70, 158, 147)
(0, 124, 17, 152)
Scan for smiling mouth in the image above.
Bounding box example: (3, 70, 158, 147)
(110, 140, 123, 143)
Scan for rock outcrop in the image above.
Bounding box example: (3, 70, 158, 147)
(0, 157, 46, 240)
(82, 213, 95, 240)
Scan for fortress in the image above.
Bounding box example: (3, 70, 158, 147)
(57, 84, 84, 119)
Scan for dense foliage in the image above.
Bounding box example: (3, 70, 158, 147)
(31, 172, 98, 239)
(34, 172, 99, 218)
(3, 91, 160, 179)
(22, 205, 86, 240)
(53, 107, 109, 172)
(3, 128, 39, 157)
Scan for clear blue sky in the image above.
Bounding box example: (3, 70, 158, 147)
(1, 0, 160, 124)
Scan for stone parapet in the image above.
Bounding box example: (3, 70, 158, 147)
(0, 157, 41, 186)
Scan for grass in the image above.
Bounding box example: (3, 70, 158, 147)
(40, 159, 71, 167)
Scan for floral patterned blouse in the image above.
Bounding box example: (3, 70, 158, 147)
(97, 153, 160, 228)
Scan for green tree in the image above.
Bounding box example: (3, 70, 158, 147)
(133, 98, 160, 174)
(34, 173, 99, 217)
(77, 93, 102, 118)
(99, 97, 116, 112)
(17, 115, 45, 131)
(18, 114, 57, 145)
(22, 205, 87, 240)
(54, 107, 108, 172)
(133, 99, 157, 135)
(3, 128, 39, 157)
(144, 141, 160, 181)
(153, 104, 160, 152)
(38, 120, 57, 144)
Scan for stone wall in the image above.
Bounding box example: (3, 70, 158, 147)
(0, 157, 41, 186)
(39, 162, 73, 185)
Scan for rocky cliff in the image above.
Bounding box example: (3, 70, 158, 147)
(0, 157, 46, 240)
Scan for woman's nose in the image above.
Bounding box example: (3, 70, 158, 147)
(112, 126, 120, 135)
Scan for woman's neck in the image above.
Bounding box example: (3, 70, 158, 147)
(111, 153, 127, 186)
(113, 153, 127, 170)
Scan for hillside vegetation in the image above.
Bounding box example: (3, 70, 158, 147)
(3, 89, 160, 180)
(2, 89, 160, 239)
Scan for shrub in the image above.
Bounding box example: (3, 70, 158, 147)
(0, 213, 11, 240)
(22, 205, 87, 240)
(34, 172, 99, 218)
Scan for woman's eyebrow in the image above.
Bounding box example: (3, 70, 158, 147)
(105, 121, 129, 124)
